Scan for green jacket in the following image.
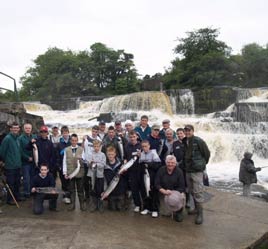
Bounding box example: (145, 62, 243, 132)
(183, 136, 210, 173)
(18, 133, 37, 165)
(0, 133, 22, 169)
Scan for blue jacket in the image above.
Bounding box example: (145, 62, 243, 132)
(134, 125, 151, 140)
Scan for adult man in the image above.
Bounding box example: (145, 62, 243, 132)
(31, 164, 58, 215)
(102, 126, 122, 159)
(0, 122, 24, 204)
(155, 155, 185, 222)
(124, 120, 134, 142)
(162, 128, 175, 162)
(134, 115, 151, 141)
(159, 119, 176, 140)
(183, 124, 210, 225)
(18, 123, 37, 198)
(49, 126, 61, 144)
(147, 124, 166, 157)
(172, 128, 185, 168)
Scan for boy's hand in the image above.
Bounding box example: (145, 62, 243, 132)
(31, 187, 36, 193)
(64, 174, 69, 180)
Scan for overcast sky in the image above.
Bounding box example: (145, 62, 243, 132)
(0, 0, 267, 91)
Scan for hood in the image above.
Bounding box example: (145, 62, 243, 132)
(244, 152, 253, 160)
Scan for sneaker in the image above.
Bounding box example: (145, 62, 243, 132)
(133, 206, 140, 213)
(152, 212, 158, 218)
(64, 198, 71, 204)
(140, 209, 149, 215)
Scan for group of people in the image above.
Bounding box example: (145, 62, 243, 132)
(0, 115, 212, 225)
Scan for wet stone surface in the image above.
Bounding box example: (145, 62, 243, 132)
(0, 188, 267, 249)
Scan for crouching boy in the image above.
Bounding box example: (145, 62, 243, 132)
(31, 164, 58, 215)
(139, 140, 162, 218)
(103, 146, 127, 211)
(87, 140, 106, 212)
(63, 134, 85, 211)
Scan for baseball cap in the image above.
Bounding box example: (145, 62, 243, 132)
(99, 120, 106, 125)
(162, 119, 170, 124)
(40, 125, 48, 132)
(184, 124, 194, 131)
(152, 124, 160, 130)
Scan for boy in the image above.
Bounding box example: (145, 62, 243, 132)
(103, 146, 127, 211)
(139, 140, 161, 218)
(124, 130, 142, 212)
(87, 140, 106, 212)
(63, 134, 85, 211)
(57, 126, 71, 204)
(31, 164, 58, 215)
(82, 125, 102, 205)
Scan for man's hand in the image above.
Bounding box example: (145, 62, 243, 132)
(64, 175, 69, 180)
(31, 187, 36, 193)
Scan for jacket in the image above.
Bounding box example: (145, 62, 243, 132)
(18, 133, 37, 165)
(0, 132, 21, 169)
(183, 136, 210, 173)
(239, 153, 258, 184)
(134, 125, 151, 140)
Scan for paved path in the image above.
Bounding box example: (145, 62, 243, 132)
(0, 188, 267, 249)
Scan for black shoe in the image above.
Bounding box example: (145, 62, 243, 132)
(7, 201, 16, 206)
(174, 209, 184, 222)
(49, 208, 59, 212)
(17, 197, 26, 202)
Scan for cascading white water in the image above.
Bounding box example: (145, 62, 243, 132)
(23, 89, 268, 195)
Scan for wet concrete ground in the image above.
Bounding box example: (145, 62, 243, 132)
(0, 187, 267, 249)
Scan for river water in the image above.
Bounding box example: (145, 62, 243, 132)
(23, 89, 268, 198)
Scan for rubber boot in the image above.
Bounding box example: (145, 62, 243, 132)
(188, 199, 197, 215)
(68, 192, 75, 211)
(79, 196, 86, 211)
(89, 197, 97, 212)
(195, 203, 203, 225)
(98, 199, 104, 213)
(174, 208, 184, 222)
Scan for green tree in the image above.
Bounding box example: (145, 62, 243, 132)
(164, 27, 234, 88)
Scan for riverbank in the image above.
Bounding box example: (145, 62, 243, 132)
(0, 187, 267, 249)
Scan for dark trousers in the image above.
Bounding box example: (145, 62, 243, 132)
(142, 169, 159, 212)
(22, 164, 34, 196)
(33, 193, 58, 215)
(5, 168, 21, 203)
(83, 165, 93, 199)
(93, 178, 104, 199)
(59, 168, 70, 198)
(68, 177, 84, 200)
(128, 170, 142, 207)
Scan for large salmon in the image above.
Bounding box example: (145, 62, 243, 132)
(118, 156, 138, 174)
(32, 143, 39, 168)
(69, 160, 81, 179)
(144, 168, 151, 197)
(117, 137, 124, 161)
(101, 175, 120, 200)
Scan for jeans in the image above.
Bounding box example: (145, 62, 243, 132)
(33, 193, 58, 215)
(5, 168, 21, 203)
(22, 164, 34, 196)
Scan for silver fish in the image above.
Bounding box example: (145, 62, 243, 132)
(144, 168, 151, 197)
(91, 163, 97, 190)
(117, 137, 124, 161)
(69, 160, 81, 179)
(118, 156, 138, 174)
(32, 143, 39, 168)
(158, 139, 164, 156)
(35, 187, 65, 194)
(101, 175, 120, 200)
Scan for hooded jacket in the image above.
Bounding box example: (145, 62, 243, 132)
(239, 152, 258, 184)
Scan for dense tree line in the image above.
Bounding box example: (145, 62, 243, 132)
(1, 28, 268, 101)
(18, 43, 139, 101)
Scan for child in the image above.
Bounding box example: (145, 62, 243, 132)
(63, 134, 85, 211)
(239, 152, 261, 197)
(31, 164, 58, 215)
(139, 140, 161, 218)
(87, 140, 106, 212)
(103, 146, 127, 211)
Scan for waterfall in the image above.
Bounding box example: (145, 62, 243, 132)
(166, 89, 195, 114)
(23, 102, 52, 112)
(79, 91, 173, 115)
